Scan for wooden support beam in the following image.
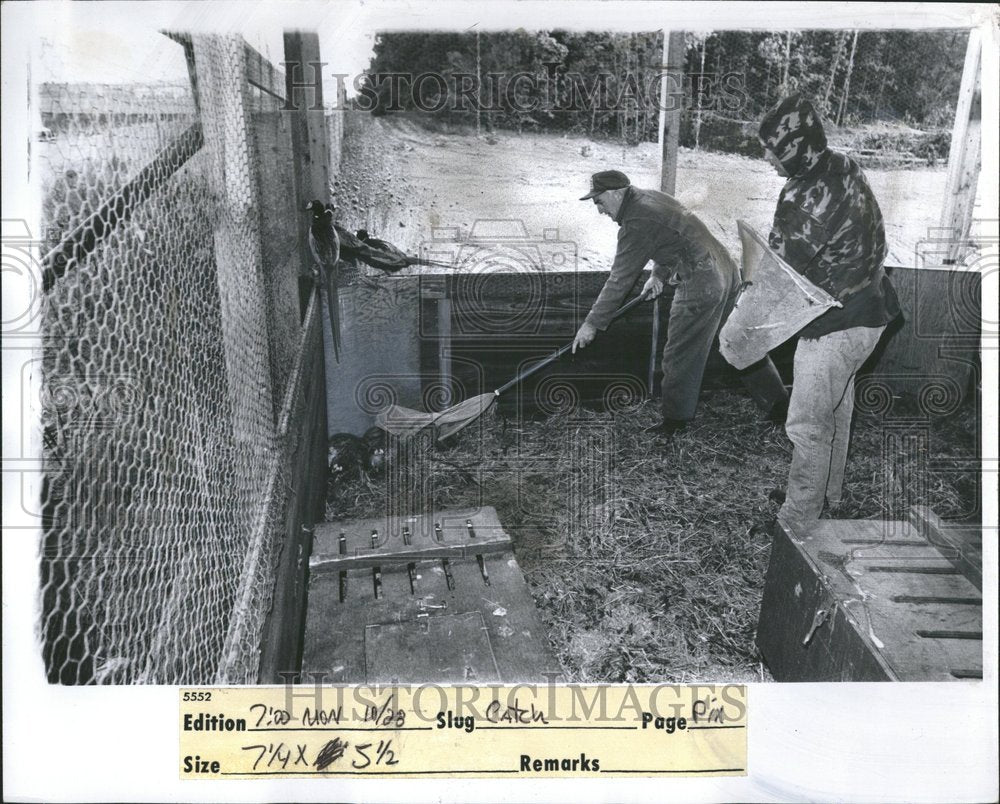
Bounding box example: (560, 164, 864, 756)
(659, 30, 685, 197)
(650, 31, 686, 400)
(285, 30, 331, 273)
(161, 30, 201, 113)
(939, 30, 982, 264)
(248, 31, 334, 683)
(244, 42, 285, 102)
(40, 123, 203, 292)
(285, 31, 336, 445)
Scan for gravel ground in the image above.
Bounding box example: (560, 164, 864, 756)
(334, 112, 950, 272)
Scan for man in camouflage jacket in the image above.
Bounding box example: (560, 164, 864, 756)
(572, 170, 788, 438)
(758, 94, 900, 533)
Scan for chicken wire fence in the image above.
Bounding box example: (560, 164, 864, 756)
(38, 34, 309, 684)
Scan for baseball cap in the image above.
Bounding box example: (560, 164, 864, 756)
(580, 170, 630, 200)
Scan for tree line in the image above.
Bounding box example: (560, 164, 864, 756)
(360, 29, 968, 147)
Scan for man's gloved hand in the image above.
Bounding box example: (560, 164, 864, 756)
(572, 321, 597, 353)
(641, 275, 664, 299)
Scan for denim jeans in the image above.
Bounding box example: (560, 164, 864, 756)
(778, 325, 887, 533)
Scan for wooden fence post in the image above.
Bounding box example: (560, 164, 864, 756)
(659, 30, 685, 197)
(285, 31, 338, 443)
(939, 30, 982, 264)
(285, 32, 332, 290)
(651, 30, 686, 399)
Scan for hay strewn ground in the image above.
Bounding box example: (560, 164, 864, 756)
(326, 390, 979, 682)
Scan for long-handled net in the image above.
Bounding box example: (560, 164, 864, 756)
(376, 294, 649, 442)
(719, 220, 842, 370)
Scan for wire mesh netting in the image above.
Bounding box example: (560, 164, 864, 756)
(37, 34, 308, 684)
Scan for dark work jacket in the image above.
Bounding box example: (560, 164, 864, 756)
(768, 150, 901, 338)
(585, 187, 739, 330)
(759, 95, 900, 338)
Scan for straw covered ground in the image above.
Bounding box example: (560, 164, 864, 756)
(326, 389, 980, 683)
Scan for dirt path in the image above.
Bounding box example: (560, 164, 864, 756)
(337, 113, 948, 272)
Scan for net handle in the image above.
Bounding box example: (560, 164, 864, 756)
(494, 294, 649, 395)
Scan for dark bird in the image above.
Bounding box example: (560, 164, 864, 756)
(328, 432, 367, 481)
(332, 222, 367, 254)
(350, 228, 453, 274)
(306, 200, 342, 361)
(363, 425, 388, 475)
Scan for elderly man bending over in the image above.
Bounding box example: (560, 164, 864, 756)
(572, 170, 788, 439)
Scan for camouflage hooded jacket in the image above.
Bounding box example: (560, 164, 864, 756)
(758, 95, 899, 338)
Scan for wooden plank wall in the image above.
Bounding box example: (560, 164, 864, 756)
(397, 264, 980, 417)
(416, 271, 797, 415)
(873, 264, 980, 410)
(245, 43, 301, 399)
(259, 294, 328, 682)
(191, 34, 277, 431)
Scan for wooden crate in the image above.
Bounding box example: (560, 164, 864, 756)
(756, 511, 983, 682)
(302, 506, 563, 683)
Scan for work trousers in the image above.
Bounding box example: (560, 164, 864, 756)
(778, 325, 887, 533)
(661, 263, 787, 421)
